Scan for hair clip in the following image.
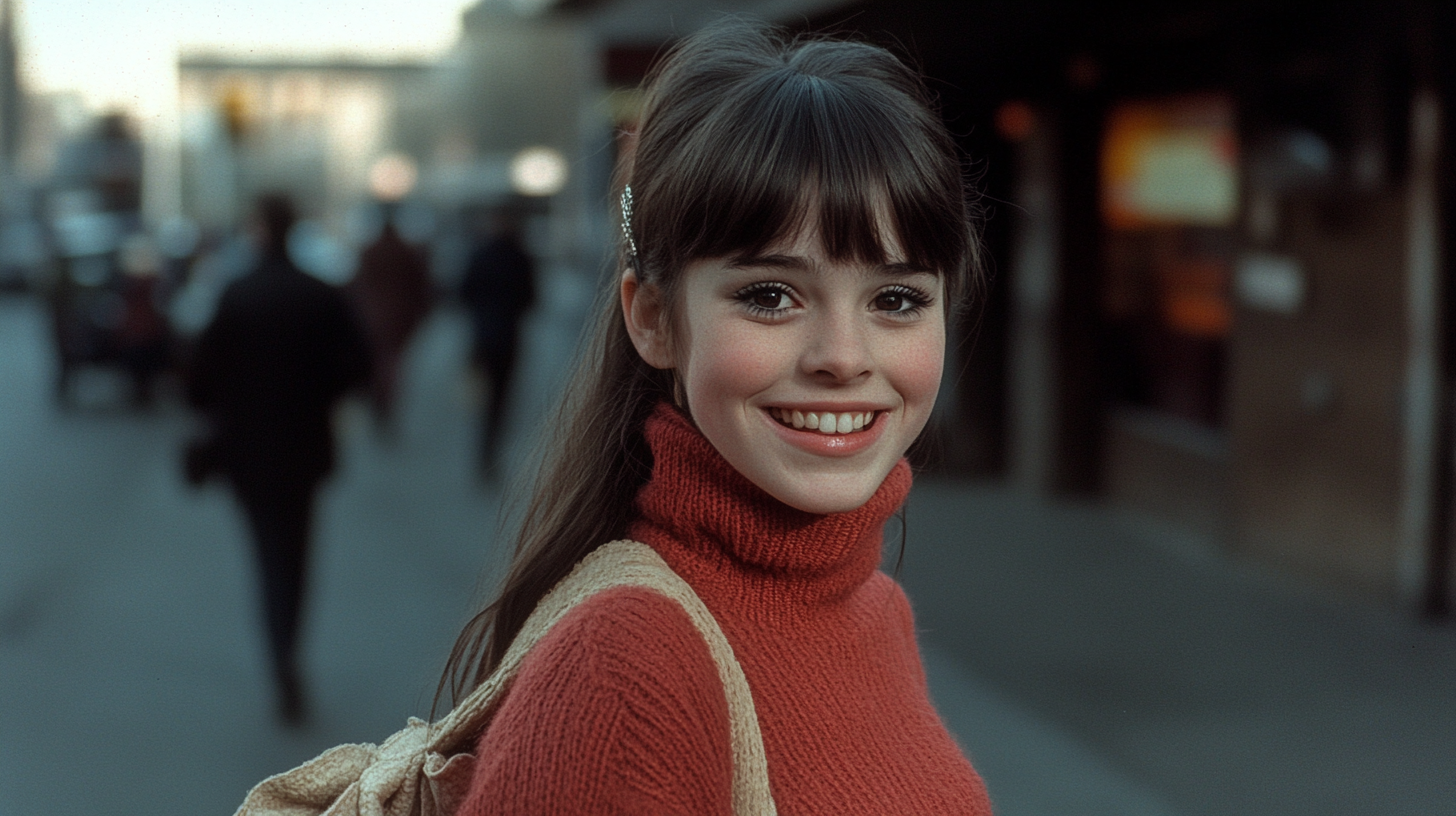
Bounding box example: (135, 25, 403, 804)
(620, 185, 640, 260)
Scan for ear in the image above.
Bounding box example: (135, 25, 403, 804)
(621, 269, 674, 369)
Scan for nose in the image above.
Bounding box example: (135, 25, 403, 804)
(800, 306, 872, 383)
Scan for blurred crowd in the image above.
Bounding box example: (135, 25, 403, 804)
(0, 111, 537, 433)
(0, 104, 546, 725)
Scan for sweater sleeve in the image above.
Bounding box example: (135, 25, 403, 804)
(457, 586, 735, 816)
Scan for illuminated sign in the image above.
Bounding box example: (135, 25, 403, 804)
(1102, 95, 1239, 229)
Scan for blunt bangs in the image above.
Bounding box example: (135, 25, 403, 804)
(629, 26, 977, 311)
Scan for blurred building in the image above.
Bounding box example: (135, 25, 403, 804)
(0, 0, 20, 180)
(176, 56, 434, 233)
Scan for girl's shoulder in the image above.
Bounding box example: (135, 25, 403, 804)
(467, 585, 734, 814)
(864, 568, 918, 625)
(523, 583, 724, 691)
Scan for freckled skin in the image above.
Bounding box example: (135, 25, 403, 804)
(625, 225, 945, 514)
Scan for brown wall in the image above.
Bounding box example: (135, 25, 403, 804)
(1228, 191, 1408, 595)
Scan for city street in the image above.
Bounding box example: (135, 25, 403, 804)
(2, 286, 1453, 816)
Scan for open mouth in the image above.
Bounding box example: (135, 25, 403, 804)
(769, 408, 879, 436)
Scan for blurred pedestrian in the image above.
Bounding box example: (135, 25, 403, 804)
(184, 193, 370, 726)
(458, 207, 536, 479)
(347, 208, 434, 433)
(115, 234, 174, 408)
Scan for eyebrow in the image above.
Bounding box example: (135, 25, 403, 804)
(728, 253, 937, 276)
(728, 253, 810, 271)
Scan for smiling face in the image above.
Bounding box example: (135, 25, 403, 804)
(623, 223, 946, 514)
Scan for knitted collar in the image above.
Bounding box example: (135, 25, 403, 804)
(628, 403, 912, 617)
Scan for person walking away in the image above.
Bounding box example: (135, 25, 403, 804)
(185, 193, 370, 725)
(458, 209, 536, 480)
(347, 210, 434, 433)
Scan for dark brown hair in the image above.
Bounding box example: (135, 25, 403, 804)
(440, 19, 981, 706)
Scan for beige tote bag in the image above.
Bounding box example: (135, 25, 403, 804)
(234, 539, 776, 816)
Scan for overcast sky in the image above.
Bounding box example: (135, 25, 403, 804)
(16, 0, 477, 119)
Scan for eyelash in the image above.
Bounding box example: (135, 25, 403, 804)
(874, 285, 935, 318)
(734, 282, 796, 317)
(732, 282, 936, 319)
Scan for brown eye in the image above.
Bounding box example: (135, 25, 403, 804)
(753, 289, 788, 310)
(873, 285, 933, 316)
(875, 292, 907, 312)
(736, 283, 794, 313)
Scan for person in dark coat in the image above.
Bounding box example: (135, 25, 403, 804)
(185, 193, 370, 725)
(347, 212, 434, 431)
(459, 209, 537, 479)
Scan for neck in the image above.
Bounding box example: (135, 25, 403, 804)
(628, 403, 911, 617)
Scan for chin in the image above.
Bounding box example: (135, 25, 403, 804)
(759, 474, 881, 515)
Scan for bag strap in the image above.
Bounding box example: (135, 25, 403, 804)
(428, 539, 776, 816)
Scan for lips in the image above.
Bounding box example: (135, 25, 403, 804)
(760, 405, 888, 458)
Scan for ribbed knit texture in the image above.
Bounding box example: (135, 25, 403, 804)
(460, 403, 992, 815)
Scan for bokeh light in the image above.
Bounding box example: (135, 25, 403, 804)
(509, 146, 567, 196)
(368, 153, 419, 201)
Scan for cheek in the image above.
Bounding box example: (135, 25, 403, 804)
(893, 329, 946, 413)
(681, 319, 784, 403)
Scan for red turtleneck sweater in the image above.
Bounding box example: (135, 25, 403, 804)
(460, 405, 992, 815)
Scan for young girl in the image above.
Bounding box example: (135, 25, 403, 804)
(445, 20, 992, 815)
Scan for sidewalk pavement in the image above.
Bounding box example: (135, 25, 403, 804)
(906, 480, 1456, 816)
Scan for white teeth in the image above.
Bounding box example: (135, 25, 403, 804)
(771, 409, 876, 435)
